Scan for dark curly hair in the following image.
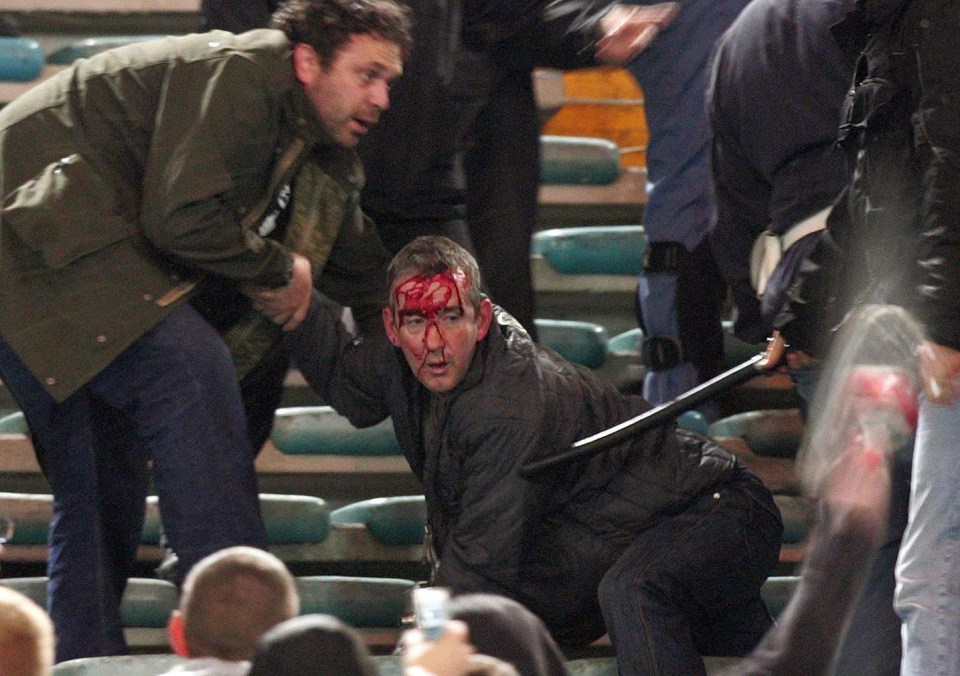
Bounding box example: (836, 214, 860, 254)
(270, 0, 412, 65)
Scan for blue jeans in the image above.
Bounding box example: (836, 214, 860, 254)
(0, 304, 267, 662)
(598, 472, 782, 675)
(896, 396, 960, 675)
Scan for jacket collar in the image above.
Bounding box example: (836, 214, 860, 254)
(285, 76, 341, 149)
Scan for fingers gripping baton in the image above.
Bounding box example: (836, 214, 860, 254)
(519, 333, 788, 478)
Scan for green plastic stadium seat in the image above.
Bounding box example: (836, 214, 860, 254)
(535, 318, 610, 369)
(567, 657, 619, 675)
(0, 492, 52, 544)
(46, 36, 167, 65)
(53, 655, 186, 676)
(676, 411, 709, 436)
(331, 496, 426, 546)
(773, 495, 815, 545)
(296, 575, 416, 628)
(0, 410, 27, 434)
(141, 493, 330, 546)
(540, 135, 621, 186)
(708, 409, 804, 459)
(605, 327, 642, 354)
(532, 225, 646, 276)
(761, 575, 801, 620)
(0, 37, 44, 81)
(0, 492, 329, 548)
(271, 406, 400, 456)
(2, 577, 176, 628)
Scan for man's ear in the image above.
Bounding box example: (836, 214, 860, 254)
(292, 43, 321, 86)
(168, 611, 189, 658)
(382, 307, 402, 347)
(476, 298, 494, 341)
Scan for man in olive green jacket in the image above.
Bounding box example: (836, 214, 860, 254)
(0, 0, 409, 662)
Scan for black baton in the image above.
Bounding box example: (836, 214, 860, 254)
(520, 333, 787, 477)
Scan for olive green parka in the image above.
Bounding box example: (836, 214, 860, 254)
(0, 29, 338, 401)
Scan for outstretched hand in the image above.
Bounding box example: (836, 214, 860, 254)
(243, 252, 313, 331)
(595, 2, 679, 65)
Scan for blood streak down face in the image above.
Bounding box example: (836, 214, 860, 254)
(383, 268, 492, 393)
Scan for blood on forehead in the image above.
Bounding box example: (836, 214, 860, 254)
(393, 268, 469, 317)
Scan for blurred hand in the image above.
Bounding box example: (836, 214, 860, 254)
(595, 2, 679, 65)
(243, 252, 312, 331)
(402, 620, 475, 676)
(916, 340, 960, 405)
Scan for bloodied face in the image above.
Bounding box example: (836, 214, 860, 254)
(383, 268, 492, 393)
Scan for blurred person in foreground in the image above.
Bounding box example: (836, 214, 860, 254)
(161, 546, 300, 676)
(0, 585, 54, 676)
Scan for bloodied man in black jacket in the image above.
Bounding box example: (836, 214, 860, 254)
(278, 236, 783, 674)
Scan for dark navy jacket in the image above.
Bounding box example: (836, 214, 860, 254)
(707, 0, 857, 343)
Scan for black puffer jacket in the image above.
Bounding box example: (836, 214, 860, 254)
(288, 294, 745, 611)
(783, 0, 960, 352)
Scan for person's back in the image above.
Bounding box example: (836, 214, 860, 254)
(162, 546, 300, 675)
(0, 585, 54, 676)
(708, 0, 857, 344)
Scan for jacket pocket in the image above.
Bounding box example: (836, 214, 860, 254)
(4, 153, 134, 268)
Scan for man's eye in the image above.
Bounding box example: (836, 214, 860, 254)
(402, 316, 426, 328)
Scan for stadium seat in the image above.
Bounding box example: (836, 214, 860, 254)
(271, 406, 400, 456)
(296, 575, 416, 628)
(540, 135, 621, 186)
(46, 36, 167, 65)
(761, 575, 801, 619)
(0, 37, 44, 81)
(331, 496, 426, 547)
(535, 318, 610, 369)
(0, 410, 27, 434)
(532, 225, 646, 277)
(141, 493, 330, 546)
(0, 491, 330, 548)
(773, 495, 815, 546)
(708, 409, 805, 458)
(2, 576, 176, 628)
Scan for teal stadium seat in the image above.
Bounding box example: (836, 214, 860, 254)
(0, 410, 27, 434)
(534, 318, 610, 369)
(331, 496, 426, 546)
(532, 225, 646, 276)
(46, 36, 167, 65)
(540, 135, 621, 186)
(271, 406, 400, 456)
(761, 575, 801, 619)
(2, 577, 177, 628)
(141, 493, 330, 546)
(296, 575, 416, 628)
(708, 409, 805, 458)
(773, 494, 815, 546)
(0, 37, 44, 81)
(0, 492, 330, 548)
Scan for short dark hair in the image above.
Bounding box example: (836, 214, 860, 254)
(386, 236, 484, 312)
(270, 0, 412, 64)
